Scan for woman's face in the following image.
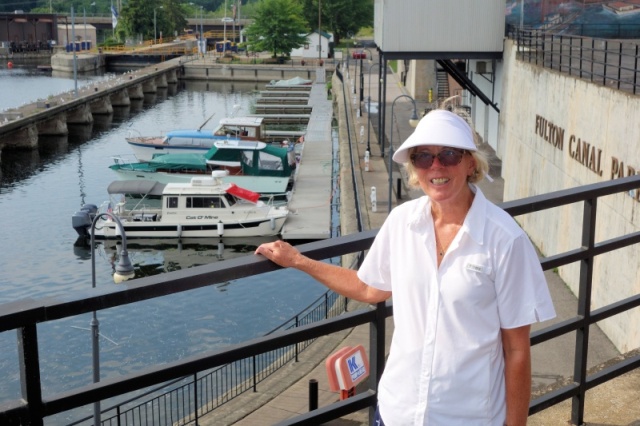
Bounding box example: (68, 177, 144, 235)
(410, 145, 476, 205)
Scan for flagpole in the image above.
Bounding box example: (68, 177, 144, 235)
(111, 0, 116, 38)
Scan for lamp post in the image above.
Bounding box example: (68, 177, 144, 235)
(388, 94, 420, 213)
(89, 212, 135, 425)
(360, 48, 373, 103)
(153, 6, 163, 45)
(365, 61, 379, 154)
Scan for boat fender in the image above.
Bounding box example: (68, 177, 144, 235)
(177, 224, 182, 238)
(217, 221, 224, 236)
(270, 217, 276, 230)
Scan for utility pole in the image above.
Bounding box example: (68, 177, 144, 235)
(318, 0, 321, 61)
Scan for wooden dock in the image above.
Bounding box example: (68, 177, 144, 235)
(281, 82, 333, 241)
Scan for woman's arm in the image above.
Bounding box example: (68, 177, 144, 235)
(255, 240, 391, 304)
(501, 325, 532, 426)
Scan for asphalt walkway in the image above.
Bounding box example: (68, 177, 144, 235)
(206, 60, 640, 426)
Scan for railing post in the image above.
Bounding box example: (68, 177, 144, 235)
(325, 293, 329, 319)
(309, 379, 318, 411)
(579, 37, 583, 79)
(634, 45, 639, 95)
(193, 372, 199, 425)
(617, 42, 623, 90)
(591, 38, 595, 84)
(17, 325, 44, 426)
(571, 197, 597, 426)
(253, 355, 257, 392)
(603, 40, 608, 87)
(369, 302, 387, 423)
(295, 315, 300, 362)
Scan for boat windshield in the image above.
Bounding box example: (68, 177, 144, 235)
(186, 194, 237, 208)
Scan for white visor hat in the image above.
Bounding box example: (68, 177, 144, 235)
(392, 110, 477, 164)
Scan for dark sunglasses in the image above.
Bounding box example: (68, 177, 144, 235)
(410, 149, 466, 169)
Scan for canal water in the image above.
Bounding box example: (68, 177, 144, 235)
(0, 62, 331, 424)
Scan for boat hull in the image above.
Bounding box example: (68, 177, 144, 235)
(110, 168, 292, 194)
(92, 215, 288, 239)
(128, 141, 211, 162)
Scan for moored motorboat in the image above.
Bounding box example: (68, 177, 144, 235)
(109, 139, 297, 199)
(126, 117, 268, 161)
(72, 173, 289, 239)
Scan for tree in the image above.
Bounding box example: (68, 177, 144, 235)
(244, 0, 309, 58)
(118, 0, 187, 42)
(299, 0, 373, 45)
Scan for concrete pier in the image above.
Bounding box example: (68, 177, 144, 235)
(0, 58, 183, 154)
(110, 89, 131, 107)
(50, 52, 105, 72)
(66, 103, 94, 124)
(142, 79, 158, 93)
(89, 97, 113, 115)
(37, 115, 68, 136)
(127, 84, 145, 100)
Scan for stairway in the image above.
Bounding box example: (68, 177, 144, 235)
(436, 67, 450, 103)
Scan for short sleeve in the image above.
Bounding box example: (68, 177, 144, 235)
(495, 233, 556, 329)
(357, 219, 393, 292)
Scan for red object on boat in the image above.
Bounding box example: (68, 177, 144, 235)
(226, 183, 260, 204)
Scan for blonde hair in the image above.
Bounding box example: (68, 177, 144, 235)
(404, 100, 490, 188)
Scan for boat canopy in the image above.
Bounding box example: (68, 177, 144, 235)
(107, 180, 166, 196)
(206, 143, 293, 177)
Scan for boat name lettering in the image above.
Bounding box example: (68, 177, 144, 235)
(187, 215, 219, 220)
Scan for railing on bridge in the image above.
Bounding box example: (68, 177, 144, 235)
(1, 173, 640, 425)
(512, 28, 640, 95)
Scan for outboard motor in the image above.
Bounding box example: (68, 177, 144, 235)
(71, 204, 98, 237)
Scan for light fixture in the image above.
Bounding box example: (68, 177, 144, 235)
(388, 94, 420, 213)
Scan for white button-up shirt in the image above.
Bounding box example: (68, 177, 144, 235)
(358, 186, 556, 425)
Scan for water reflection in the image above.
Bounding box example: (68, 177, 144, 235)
(72, 237, 276, 279)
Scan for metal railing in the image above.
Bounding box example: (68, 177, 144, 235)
(1, 174, 640, 425)
(64, 292, 347, 426)
(513, 29, 640, 95)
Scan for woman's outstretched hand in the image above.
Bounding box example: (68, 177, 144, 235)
(255, 240, 301, 269)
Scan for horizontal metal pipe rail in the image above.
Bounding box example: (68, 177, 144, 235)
(1, 175, 640, 425)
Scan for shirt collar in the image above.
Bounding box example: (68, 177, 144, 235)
(407, 184, 488, 247)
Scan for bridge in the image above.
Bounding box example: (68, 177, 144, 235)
(60, 14, 249, 35)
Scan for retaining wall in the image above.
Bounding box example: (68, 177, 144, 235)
(500, 40, 640, 352)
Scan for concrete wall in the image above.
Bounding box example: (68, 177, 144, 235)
(499, 40, 640, 352)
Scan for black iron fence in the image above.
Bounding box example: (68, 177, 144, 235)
(2, 174, 640, 426)
(65, 292, 347, 426)
(513, 29, 640, 95)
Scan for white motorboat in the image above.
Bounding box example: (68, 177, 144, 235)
(126, 117, 268, 162)
(72, 174, 289, 239)
(109, 139, 297, 199)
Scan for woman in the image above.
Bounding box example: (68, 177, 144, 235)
(255, 109, 556, 425)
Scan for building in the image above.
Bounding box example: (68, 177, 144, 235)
(0, 12, 59, 52)
(290, 29, 332, 59)
(57, 23, 97, 47)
